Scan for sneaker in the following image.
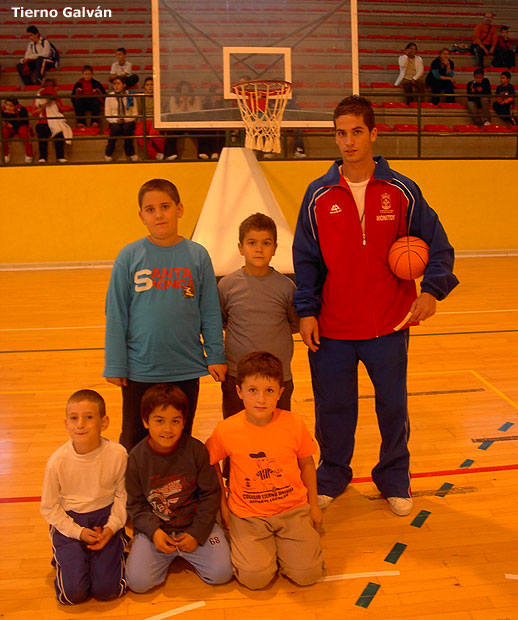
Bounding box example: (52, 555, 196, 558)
(317, 494, 334, 509)
(57, 158, 67, 163)
(386, 497, 413, 516)
(155, 153, 165, 161)
(25, 155, 33, 163)
(38, 158, 46, 163)
(483, 120, 491, 126)
(198, 153, 209, 160)
(130, 154, 139, 161)
(294, 147, 307, 159)
(211, 152, 219, 160)
(263, 152, 274, 159)
(166, 154, 178, 161)
(104, 155, 113, 162)
(4, 153, 10, 163)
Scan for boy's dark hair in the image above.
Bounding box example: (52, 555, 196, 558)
(404, 42, 417, 50)
(140, 384, 188, 423)
(333, 95, 375, 131)
(500, 25, 509, 32)
(144, 76, 153, 85)
(138, 178, 181, 207)
(27, 25, 39, 35)
(236, 351, 284, 387)
(83, 64, 93, 72)
(238, 213, 277, 244)
(474, 68, 485, 77)
(502, 71, 512, 80)
(66, 389, 106, 418)
(112, 75, 127, 86)
(116, 47, 127, 55)
(5, 96, 19, 106)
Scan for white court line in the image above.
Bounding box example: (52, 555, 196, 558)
(144, 601, 206, 620)
(319, 571, 400, 582)
(505, 573, 518, 580)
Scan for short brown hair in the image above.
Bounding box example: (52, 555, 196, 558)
(138, 178, 181, 208)
(140, 384, 188, 423)
(333, 95, 375, 131)
(236, 351, 284, 387)
(66, 389, 106, 418)
(238, 213, 277, 244)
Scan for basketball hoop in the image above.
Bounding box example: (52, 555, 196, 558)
(232, 80, 292, 153)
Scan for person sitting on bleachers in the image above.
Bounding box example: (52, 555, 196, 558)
(492, 26, 515, 69)
(33, 79, 72, 164)
(395, 42, 425, 104)
(470, 12, 497, 69)
(17, 26, 58, 86)
(466, 69, 491, 127)
(1, 97, 34, 163)
(492, 71, 517, 126)
(109, 47, 139, 89)
(104, 76, 138, 162)
(71, 65, 106, 129)
(426, 48, 455, 106)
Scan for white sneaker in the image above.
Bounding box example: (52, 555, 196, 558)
(104, 155, 112, 162)
(38, 158, 46, 163)
(198, 153, 209, 160)
(317, 494, 334, 509)
(483, 120, 491, 126)
(263, 152, 274, 159)
(294, 148, 307, 159)
(57, 158, 67, 163)
(155, 152, 164, 161)
(25, 155, 33, 163)
(211, 152, 219, 160)
(4, 153, 11, 163)
(166, 154, 178, 161)
(130, 154, 139, 161)
(386, 497, 413, 516)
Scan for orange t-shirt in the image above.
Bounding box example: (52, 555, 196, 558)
(206, 409, 317, 518)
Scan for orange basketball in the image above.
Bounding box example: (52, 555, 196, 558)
(388, 236, 429, 280)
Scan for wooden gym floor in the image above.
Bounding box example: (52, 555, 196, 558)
(1, 256, 517, 620)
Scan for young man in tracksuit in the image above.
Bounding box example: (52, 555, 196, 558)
(292, 95, 459, 516)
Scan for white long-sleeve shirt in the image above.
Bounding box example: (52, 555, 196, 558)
(24, 37, 52, 60)
(395, 54, 424, 86)
(40, 438, 127, 540)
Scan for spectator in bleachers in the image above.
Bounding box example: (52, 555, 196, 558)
(470, 12, 497, 69)
(110, 48, 139, 88)
(169, 80, 201, 115)
(1, 97, 34, 163)
(71, 65, 106, 128)
(394, 42, 425, 104)
(492, 71, 516, 126)
(198, 84, 226, 160)
(32, 78, 72, 163)
(492, 26, 515, 69)
(136, 76, 178, 161)
(104, 76, 138, 162)
(17, 26, 58, 86)
(466, 69, 491, 127)
(426, 48, 455, 106)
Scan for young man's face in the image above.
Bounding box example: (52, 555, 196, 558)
(116, 50, 126, 64)
(238, 228, 277, 276)
(335, 113, 377, 167)
(113, 78, 125, 93)
(144, 79, 154, 94)
(139, 189, 183, 247)
(83, 70, 93, 82)
(29, 32, 40, 43)
(500, 74, 510, 86)
(484, 13, 493, 25)
(4, 101, 16, 114)
(406, 45, 417, 58)
(474, 73, 484, 83)
(65, 400, 108, 454)
(236, 375, 284, 426)
(144, 405, 185, 452)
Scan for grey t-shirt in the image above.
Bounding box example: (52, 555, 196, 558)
(218, 267, 299, 380)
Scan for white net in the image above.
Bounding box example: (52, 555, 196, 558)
(232, 80, 292, 153)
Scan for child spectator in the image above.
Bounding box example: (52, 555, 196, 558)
(492, 26, 515, 69)
(71, 65, 106, 128)
(110, 47, 132, 80)
(124, 384, 232, 592)
(218, 213, 299, 420)
(136, 76, 177, 161)
(33, 78, 72, 163)
(1, 96, 33, 163)
(17, 25, 57, 85)
(206, 351, 325, 589)
(103, 178, 226, 451)
(493, 71, 516, 125)
(426, 48, 455, 105)
(40, 389, 128, 605)
(466, 68, 491, 126)
(394, 42, 425, 104)
(104, 76, 138, 161)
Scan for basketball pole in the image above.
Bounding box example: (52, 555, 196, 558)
(350, 0, 360, 96)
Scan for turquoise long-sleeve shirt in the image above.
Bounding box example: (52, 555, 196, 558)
(104, 237, 226, 382)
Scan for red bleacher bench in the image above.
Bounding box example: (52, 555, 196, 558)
(371, 82, 395, 89)
(423, 124, 453, 132)
(408, 102, 436, 108)
(394, 124, 418, 132)
(375, 123, 394, 132)
(437, 103, 465, 109)
(453, 124, 483, 132)
(483, 125, 516, 133)
(381, 101, 409, 108)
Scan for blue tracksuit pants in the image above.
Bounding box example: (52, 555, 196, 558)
(308, 330, 411, 498)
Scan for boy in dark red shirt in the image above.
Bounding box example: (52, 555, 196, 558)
(71, 65, 106, 128)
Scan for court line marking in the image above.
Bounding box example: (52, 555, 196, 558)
(4, 464, 518, 504)
(320, 571, 400, 582)
(144, 602, 206, 620)
(505, 574, 518, 580)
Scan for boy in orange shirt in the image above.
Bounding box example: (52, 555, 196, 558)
(206, 351, 324, 589)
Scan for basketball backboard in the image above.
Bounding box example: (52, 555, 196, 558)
(151, 0, 353, 129)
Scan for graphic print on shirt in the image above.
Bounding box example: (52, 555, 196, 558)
(241, 451, 293, 505)
(134, 267, 195, 296)
(148, 474, 192, 522)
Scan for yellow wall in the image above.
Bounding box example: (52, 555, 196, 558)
(1, 159, 517, 264)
